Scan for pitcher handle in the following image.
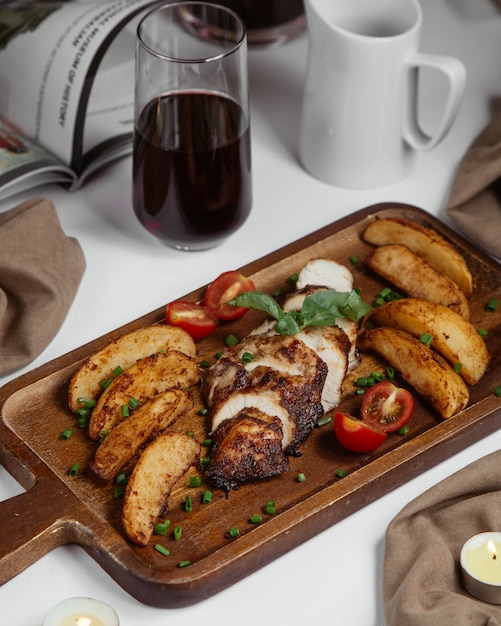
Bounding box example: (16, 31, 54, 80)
(403, 52, 467, 150)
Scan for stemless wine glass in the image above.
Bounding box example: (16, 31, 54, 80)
(133, 2, 252, 251)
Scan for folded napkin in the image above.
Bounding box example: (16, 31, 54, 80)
(447, 113, 501, 259)
(0, 197, 85, 376)
(384, 449, 501, 626)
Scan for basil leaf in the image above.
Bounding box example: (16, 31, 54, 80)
(230, 291, 284, 321)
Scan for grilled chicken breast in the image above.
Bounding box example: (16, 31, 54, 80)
(204, 258, 358, 492)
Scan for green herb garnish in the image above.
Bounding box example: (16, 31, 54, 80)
(229, 289, 370, 336)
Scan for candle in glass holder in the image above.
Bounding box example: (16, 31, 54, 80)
(461, 532, 501, 603)
(42, 597, 119, 626)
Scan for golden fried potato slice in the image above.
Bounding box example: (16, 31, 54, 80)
(122, 432, 201, 546)
(370, 298, 490, 385)
(365, 244, 470, 319)
(88, 350, 199, 440)
(90, 388, 193, 480)
(362, 217, 473, 297)
(69, 324, 196, 412)
(358, 327, 469, 419)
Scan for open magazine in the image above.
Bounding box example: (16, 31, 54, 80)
(0, 0, 162, 200)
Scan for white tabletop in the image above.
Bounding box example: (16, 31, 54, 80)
(2, 1, 501, 624)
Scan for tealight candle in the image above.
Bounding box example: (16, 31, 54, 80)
(461, 532, 501, 604)
(42, 597, 119, 626)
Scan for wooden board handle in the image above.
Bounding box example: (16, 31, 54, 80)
(0, 477, 73, 585)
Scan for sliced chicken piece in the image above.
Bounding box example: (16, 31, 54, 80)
(208, 362, 326, 455)
(206, 408, 289, 492)
(296, 258, 354, 292)
(295, 326, 350, 411)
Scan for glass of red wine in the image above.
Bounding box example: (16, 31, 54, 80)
(133, 2, 252, 251)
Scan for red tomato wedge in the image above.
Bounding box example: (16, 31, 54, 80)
(333, 412, 388, 453)
(166, 301, 218, 340)
(204, 270, 255, 320)
(360, 381, 414, 433)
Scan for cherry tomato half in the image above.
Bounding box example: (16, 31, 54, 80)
(360, 381, 414, 433)
(333, 411, 388, 453)
(166, 301, 218, 340)
(204, 270, 255, 321)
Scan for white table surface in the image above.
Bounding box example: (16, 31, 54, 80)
(2, 1, 501, 624)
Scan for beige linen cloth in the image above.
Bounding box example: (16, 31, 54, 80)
(447, 113, 501, 258)
(384, 449, 501, 625)
(0, 197, 85, 376)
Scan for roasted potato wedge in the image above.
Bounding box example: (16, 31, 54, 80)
(69, 324, 196, 412)
(370, 298, 490, 385)
(122, 432, 201, 546)
(90, 388, 193, 480)
(362, 217, 473, 297)
(88, 349, 200, 439)
(358, 327, 469, 419)
(365, 244, 470, 319)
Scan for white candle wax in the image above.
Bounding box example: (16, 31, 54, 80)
(42, 597, 119, 626)
(461, 532, 501, 604)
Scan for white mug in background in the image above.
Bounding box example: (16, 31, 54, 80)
(298, 0, 467, 189)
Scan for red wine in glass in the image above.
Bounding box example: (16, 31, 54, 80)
(133, 90, 252, 250)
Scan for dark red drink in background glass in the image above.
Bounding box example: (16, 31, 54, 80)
(212, 0, 305, 46)
(133, 91, 252, 250)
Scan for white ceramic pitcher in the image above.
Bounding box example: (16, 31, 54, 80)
(299, 0, 467, 189)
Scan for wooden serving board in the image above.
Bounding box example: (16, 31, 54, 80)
(1, 204, 501, 608)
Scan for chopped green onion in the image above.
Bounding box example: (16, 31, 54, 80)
(186, 431, 194, 438)
(198, 407, 208, 416)
(495, 386, 501, 397)
(76, 407, 92, 420)
(112, 365, 124, 377)
(486, 298, 499, 312)
(202, 490, 213, 504)
(265, 500, 276, 515)
(225, 334, 239, 347)
(189, 475, 202, 488)
(185, 496, 193, 512)
(173, 525, 182, 541)
(154, 520, 171, 535)
(128, 397, 141, 410)
(200, 359, 211, 368)
(296, 472, 306, 483)
(287, 273, 299, 287)
(59, 429, 73, 440)
(349, 255, 359, 265)
(77, 398, 96, 409)
(100, 377, 113, 389)
(120, 404, 130, 418)
(98, 430, 108, 442)
(397, 425, 410, 436)
(371, 370, 385, 382)
(420, 333, 433, 346)
(386, 367, 395, 380)
(178, 560, 191, 568)
(336, 469, 347, 478)
(200, 457, 211, 470)
(453, 362, 462, 374)
(228, 527, 240, 538)
(203, 438, 212, 447)
(116, 471, 128, 486)
(215, 351, 223, 359)
(478, 328, 489, 337)
(113, 485, 125, 498)
(316, 415, 332, 427)
(241, 351, 253, 363)
(250, 514, 262, 524)
(68, 463, 80, 477)
(355, 388, 366, 396)
(154, 544, 170, 557)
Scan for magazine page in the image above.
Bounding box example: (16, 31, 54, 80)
(0, 118, 75, 199)
(0, 0, 158, 177)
